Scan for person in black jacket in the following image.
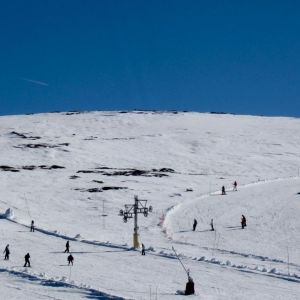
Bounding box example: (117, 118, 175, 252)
(192, 219, 197, 231)
(64, 241, 70, 253)
(24, 253, 31, 267)
(233, 181, 238, 191)
(241, 215, 247, 229)
(210, 219, 214, 231)
(221, 186, 226, 195)
(30, 220, 35, 232)
(3, 244, 10, 260)
(185, 275, 195, 295)
(68, 254, 74, 265)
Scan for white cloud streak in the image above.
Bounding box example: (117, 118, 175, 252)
(21, 78, 49, 87)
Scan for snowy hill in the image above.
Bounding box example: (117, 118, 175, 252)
(0, 111, 299, 299)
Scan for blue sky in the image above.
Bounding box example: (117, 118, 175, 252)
(1, 1, 300, 116)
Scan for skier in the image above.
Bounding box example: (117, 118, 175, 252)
(221, 186, 226, 195)
(141, 243, 146, 256)
(30, 220, 35, 232)
(24, 253, 31, 267)
(67, 254, 74, 265)
(192, 219, 197, 231)
(3, 244, 10, 260)
(241, 215, 247, 229)
(64, 241, 70, 253)
(233, 181, 238, 191)
(185, 275, 195, 295)
(210, 219, 214, 231)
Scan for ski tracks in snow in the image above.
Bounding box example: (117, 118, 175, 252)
(161, 176, 300, 283)
(0, 267, 124, 300)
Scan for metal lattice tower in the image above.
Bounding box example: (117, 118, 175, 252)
(119, 195, 153, 248)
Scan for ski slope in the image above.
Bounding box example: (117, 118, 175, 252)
(0, 111, 299, 299)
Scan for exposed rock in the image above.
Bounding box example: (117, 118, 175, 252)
(77, 167, 174, 178)
(39, 165, 65, 170)
(0, 165, 65, 172)
(65, 111, 82, 115)
(10, 131, 41, 140)
(14, 143, 69, 149)
(22, 165, 37, 170)
(75, 186, 127, 192)
(102, 186, 127, 191)
(159, 168, 175, 173)
(86, 188, 103, 193)
(77, 170, 102, 174)
(92, 180, 104, 184)
(0, 165, 19, 172)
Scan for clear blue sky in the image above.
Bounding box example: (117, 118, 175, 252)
(1, 0, 300, 116)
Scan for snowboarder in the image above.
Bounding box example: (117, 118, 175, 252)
(192, 219, 197, 231)
(24, 253, 30, 267)
(241, 215, 247, 229)
(141, 243, 145, 255)
(221, 186, 226, 195)
(210, 219, 214, 231)
(67, 254, 74, 265)
(185, 275, 195, 295)
(30, 220, 35, 232)
(233, 181, 238, 191)
(64, 241, 70, 253)
(3, 244, 10, 260)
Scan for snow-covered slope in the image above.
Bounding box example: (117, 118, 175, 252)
(0, 111, 299, 299)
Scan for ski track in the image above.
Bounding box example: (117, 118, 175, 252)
(3, 211, 300, 287)
(0, 267, 125, 300)
(161, 176, 300, 281)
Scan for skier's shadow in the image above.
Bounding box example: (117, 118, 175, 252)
(226, 225, 242, 231)
(177, 229, 211, 233)
(50, 251, 99, 254)
(50, 249, 129, 254)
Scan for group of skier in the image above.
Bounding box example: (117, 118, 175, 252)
(193, 181, 247, 232)
(221, 180, 238, 195)
(2, 179, 247, 297)
(2, 244, 32, 268)
(3, 222, 74, 267)
(193, 218, 215, 232)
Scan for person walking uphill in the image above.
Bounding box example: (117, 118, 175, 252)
(64, 241, 70, 253)
(24, 253, 31, 267)
(3, 244, 10, 260)
(192, 219, 197, 231)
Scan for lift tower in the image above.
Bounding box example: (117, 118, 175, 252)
(119, 195, 153, 248)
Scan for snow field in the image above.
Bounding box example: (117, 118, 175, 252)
(0, 111, 299, 299)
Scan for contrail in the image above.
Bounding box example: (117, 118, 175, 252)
(21, 78, 49, 87)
